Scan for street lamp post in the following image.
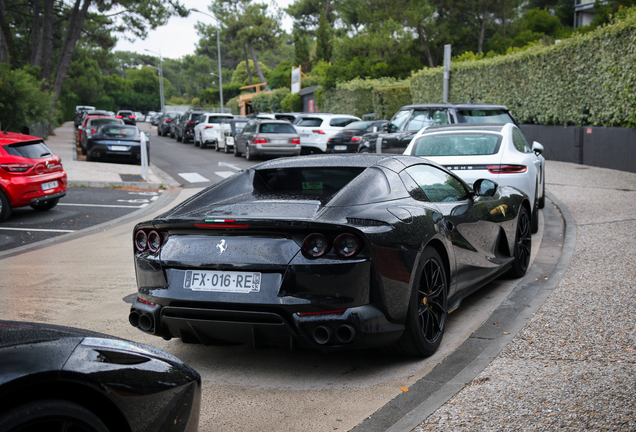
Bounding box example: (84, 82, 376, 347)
(144, 48, 165, 113)
(191, 8, 224, 111)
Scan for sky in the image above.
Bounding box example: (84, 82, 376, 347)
(113, 0, 295, 60)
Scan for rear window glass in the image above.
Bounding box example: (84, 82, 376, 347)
(190, 113, 202, 122)
(412, 133, 502, 156)
(4, 141, 52, 158)
(456, 109, 514, 124)
(89, 119, 121, 127)
(207, 116, 234, 123)
(342, 121, 373, 131)
(101, 126, 137, 137)
(254, 167, 365, 198)
(259, 123, 296, 134)
(233, 121, 248, 133)
(297, 118, 323, 127)
(329, 118, 358, 127)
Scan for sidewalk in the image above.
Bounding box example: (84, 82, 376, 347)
(45, 121, 178, 189)
(405, 161, 636, 431)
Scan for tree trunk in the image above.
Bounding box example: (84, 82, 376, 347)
(478, 0, 487, 56)
(31, 0, 41, 66)
(39, 0, 54, 83)
(51, 0, 91, 103)
(0, 0, 15, 64)
(243, 44, 253, 90)
(247, 40, 267, 89)
(417, 25, 435, 68)
(501, 0, 506, 37)
(0, 25, 7, 63)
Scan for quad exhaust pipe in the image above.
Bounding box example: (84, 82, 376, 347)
(311, 324, 357, 345)
(129, 311, 155, 333)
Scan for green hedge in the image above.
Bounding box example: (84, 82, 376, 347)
(251, 88, 292, 113)
(320, 77, 402, 118)
(372, 83, 412, 120)
(411, 8, 636, 127)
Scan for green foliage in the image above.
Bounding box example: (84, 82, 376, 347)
(231, 60, 272, 85)
(372, 83, 413, 120)
(293, 28, 311, 72)
(268, 61, 294, 89)
(320, 77, 405, 118)
(0, 65, 54, 131)
(410, 7, 636, 127)
(251, 88, 291, 113)
(315, 11, 333, 62)
(280, 92, 302, 112)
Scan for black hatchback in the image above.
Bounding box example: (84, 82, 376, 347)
(116, 110, 136, 125)
(326, 120, 388, 153)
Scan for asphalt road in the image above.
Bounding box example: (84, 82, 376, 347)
(0, 175, 547, 431)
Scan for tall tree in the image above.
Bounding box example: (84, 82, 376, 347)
(314, 9, 332, 62)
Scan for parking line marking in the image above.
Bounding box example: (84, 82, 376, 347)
(218, 162, 242, 171)
(57, 203, 148, 208)
(0, 227, 77, 233)
(215, 171, 235, 179)
(178, 172, 210, 183)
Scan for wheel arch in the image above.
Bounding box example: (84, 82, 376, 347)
(423, 238, 451, 294)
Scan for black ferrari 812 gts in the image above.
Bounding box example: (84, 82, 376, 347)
(130, 155, 531, 357)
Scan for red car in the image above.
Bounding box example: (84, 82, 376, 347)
(0, 132, 67, 221)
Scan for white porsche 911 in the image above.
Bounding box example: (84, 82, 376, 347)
(404, 123, 545, 233)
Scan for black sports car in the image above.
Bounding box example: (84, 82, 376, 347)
(130, 155, 531, 357)
(0, 320, 200, 432)
(85, 125, 150, 164)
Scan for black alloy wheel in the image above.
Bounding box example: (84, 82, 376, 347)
(393, 247, 448, 357)
(507, 205, 532, 278)
(0, 399, 110, 432)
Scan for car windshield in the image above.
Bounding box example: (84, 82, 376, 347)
(259, 123, 296, 134)
(3, 141, 52, 158)
(342, 121, 374, 131)
(412, 133, 502, 156)
(254, 167, 365, 198)
(456, 109, 514, 124)
(101, 126, 137, 137)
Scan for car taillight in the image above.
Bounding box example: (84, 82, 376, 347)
(1, 163, 34, 173)
(204, 125, 214, 129)
(350, 136, 362, 142)
(302, 233, 329, 258)
(312, 130, 325, 134)
(187, 121, 196, 126)
(251, 137, 268, 144)
(166, 119, 172, 123)
(90, 129, 96, 134)
(334, 233, 360, 257)
(194, 219, 250, 228)
(116, 115, 123, 119)
(130, 115, 136, 119)
(486, 165, 527, 174)
(291, 137, 300, 145)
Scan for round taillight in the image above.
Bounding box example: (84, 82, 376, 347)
(334, 234, 360, 257)
(302, 233, 329, 258)
(148, 230, 161, 253)
(135, 230, 148, 252)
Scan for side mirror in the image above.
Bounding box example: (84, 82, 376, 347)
(532, 141, 544, 155)
(382, 123, 389, 132)
(77, 125, 83, 130)
(145, 132, 151, 138)
(473, 179, 498, 197)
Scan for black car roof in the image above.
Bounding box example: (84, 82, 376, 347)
(399, 103, 510, 110)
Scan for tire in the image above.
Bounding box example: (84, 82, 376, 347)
(194, 134, 200, 147)
(30, 197, 59, 211)
(358, 147, 370, 153)
(0, 399, 110, 432)
(157, 129, 162, 136)
(392, 247, 448, 357)
(200, 141, 207, 149)
(507, 205, 532, 278)
(0, 190, 12, 222)
(176, 133, 182, 142)
(215, 142, 220, 152)
(183, 135, 189, 144)
(531, 183, 539, 234)
(538, 172, 545, 209)
(245, 144, 255, 161)
(233, 143, 241, 157)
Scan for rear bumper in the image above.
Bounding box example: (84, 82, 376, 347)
(250, 143, 301, 157)
(2, 172, 67, 208)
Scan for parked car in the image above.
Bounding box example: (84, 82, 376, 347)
(129, 154, 531, 357)
(294, 114, 361, 154)
(357, 103, 518, 153)
(134, 112, 144, 122)
(0, 320, 200, 432)
(193, 113, 234, 149)
(116, 110, 136, 125)
(404, 123, 545, 233)
(233, 119, 301, 160)
(75, 110, 111, 129)
(158, 112, 179, 136)
(78, 116, 125, 155)
(176, 110, 205, 143)
(0, 132, 67, 222)
(85, 124, 150, 164)
(218, 118, 249, 153)
(73, 106, 95, 127)
(326, 120, 389, 153)
(145, 111, 157, 122)
(168, 113, 181, 138)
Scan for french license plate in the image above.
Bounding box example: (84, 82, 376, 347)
(110, 145, 128, 151)
(334, 145, 347, 151)
(271, 139, 286, 144)
(184, 270, 261, 293)
(41, 180, 58, 191)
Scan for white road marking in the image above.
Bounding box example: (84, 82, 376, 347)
(0, 227, 76, 233)
(215, 171, 235, 179)
(179, 172, 210, 183)
(57, 203, 147, 208)
(218, 161, 242, 171)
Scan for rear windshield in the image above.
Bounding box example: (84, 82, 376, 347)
(100, 126, 137, 137)
(254, 167, 365, 198)
(329, 118, 358, 127)
(342, 121, 373, 131)
(190, 113, 202, 122)
(208, 116, 234, 123)
(3, 141, 52, 158)
(233, 121, 248, 133)
(297, 118, 323, 127)
(259, 123, 296, 134)
(456, 109, 514, 124)
(412, 133, 502, 156)
(89, 119, 121, 127)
